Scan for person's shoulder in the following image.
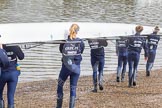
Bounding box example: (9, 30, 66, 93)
(150, 33, 160, 39)
(156, 34, 160, 39)
(75, 38, 85, 43)
(0, 48, 6, 52)
(75, 37, 82, 41)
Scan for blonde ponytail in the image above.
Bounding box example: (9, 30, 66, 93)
(69, 24, 79, 40)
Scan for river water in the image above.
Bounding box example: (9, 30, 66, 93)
(0, 0, 162, 82)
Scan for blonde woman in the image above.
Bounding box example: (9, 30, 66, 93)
(56, 24, 85, 108)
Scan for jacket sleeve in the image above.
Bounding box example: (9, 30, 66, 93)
(99, 39, 108, 47)
(158, 35, 160, 41)
(116, 40, 119, 55)
(80, 40, 85, 54)
(13, 46, 24, 60)
(59, 43, 64, 53)
(142, 38, 148, 57)
(0, 49, 9, 68)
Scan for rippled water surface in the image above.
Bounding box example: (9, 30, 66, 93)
(0, 0, 162, 82)
(0, 0, 162, 26)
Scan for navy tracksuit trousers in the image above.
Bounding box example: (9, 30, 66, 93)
(128, 51, 140, 86)
(57, 63, 80, 99)
(146, 50, 156, 72)
(0, 70, 20, 105)
(91, 56, 104, 86)
(117, 54, 128, 79)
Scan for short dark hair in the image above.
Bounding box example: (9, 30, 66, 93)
(154, 26, 160, 31)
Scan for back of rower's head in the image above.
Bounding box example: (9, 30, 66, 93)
(69, 24, 80, 40)
(135, 25, 143, 33)
(153, 26, 160, 33)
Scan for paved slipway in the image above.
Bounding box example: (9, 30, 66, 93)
(1, 68, 161, 108)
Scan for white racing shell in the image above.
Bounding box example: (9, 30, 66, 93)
(0, 22, 161, 44)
